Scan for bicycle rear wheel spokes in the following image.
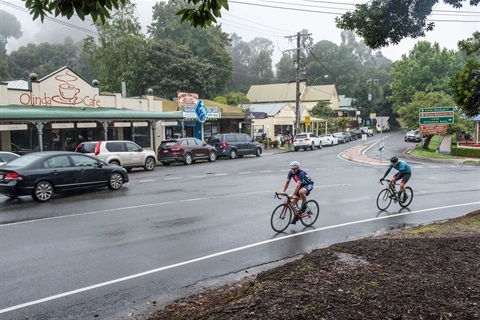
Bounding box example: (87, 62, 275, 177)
(300, 200, 319, 227)
(376, 188, 392, 211)
(399, 187, 413, 208)
(271, 204, 292, 233)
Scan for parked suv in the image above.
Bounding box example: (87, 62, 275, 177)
(75, 140, 156, 171)
(207, 133, 262, 159)
(293, 133, 322, 151)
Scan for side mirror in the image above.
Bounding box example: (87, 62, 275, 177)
(98, 162, 103, 168)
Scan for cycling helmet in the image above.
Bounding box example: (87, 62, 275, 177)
(289, 161, 300, 169)
(390, 156, 398, 163)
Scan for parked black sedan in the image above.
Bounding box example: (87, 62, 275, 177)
(0, 151, 129, 202)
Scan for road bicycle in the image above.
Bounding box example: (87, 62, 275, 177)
(376, 179, 413, 211)
(271, 192, 320, 232)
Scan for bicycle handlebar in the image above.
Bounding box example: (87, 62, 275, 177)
(379, 178, 397, 186)
(274, 192, 291, 200)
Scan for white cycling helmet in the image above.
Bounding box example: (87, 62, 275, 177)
(289, 161, 300, 169)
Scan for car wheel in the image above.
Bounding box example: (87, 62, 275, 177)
(331, 141, 334, 146)
(255, 148, 262, 157)
(144, 157, 156, 171)
(311, 142, 315, 150)
(208, 151, 217, 162)
(161, 161, 171, 166)
(294, 147, 299, 151)
(229, 149, 237, 159)
(108, 172, 124, 190)
(184, 153, 193, 165)
(318, 142, 322, 149)
(110, 160, 120, 166)
(32, 181, 54, 202)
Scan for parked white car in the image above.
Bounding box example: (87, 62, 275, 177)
(359, 127, 374, 136)
(319, 134, 339, 146)
(293, 133, 322, 151)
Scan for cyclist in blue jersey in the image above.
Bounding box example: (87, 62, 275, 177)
(280, 161, 314, 224)
(381, 156, 412, 203)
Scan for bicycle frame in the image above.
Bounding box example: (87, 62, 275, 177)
(377, 179, 413, 211)
(271, 192, 320, 233)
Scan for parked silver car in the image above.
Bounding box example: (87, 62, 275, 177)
(75, 140, 156, 171)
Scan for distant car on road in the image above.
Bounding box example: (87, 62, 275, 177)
(319, 134, 339, 146)
(293, 133, 322, 151)
(0, 151, 128, 202)
(405, 129, 422, 142)
(158, 138, 217, 166)
(333, 132, 348, 144)
(0, 152, 20, 166)
(359, 127, 374, 136)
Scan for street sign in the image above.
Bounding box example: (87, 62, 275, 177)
(419, 117, 454, 124)
(419, 107, 454, 125)
(419, 107, 454, 113)
(420, 124, 447, 135)
(305, 115, 311, 126)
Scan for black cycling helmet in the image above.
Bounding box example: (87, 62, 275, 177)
(390, 156, 398, 163)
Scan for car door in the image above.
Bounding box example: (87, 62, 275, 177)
(186, 138, 203, 159)
(124, 141, 143, 166)
(243, 134, 256, 155)
(42, 155, 78, 190)
(70, 154, 108, 187)
(235, 134, 248, 155)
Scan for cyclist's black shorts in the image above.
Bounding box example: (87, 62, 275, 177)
(295, 184, 313, 197)
(393, 172, 411, 184)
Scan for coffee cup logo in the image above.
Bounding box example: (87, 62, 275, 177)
(59, 83, 80, 100)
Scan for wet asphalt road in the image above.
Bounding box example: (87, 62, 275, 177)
(1, 130, 479, 319)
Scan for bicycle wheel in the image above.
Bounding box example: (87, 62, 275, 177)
(300, 200, 319, 227)
(376, 188, 392, 211)
(399, 187, 413, 208)
(271, 204, 292, 233)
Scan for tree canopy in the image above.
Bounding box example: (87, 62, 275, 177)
(450, 31, 480, 117)
(23, 0, 228, 27)
(335, 0, 479, 49)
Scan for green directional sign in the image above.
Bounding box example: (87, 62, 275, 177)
(419, 117, 454, 124)
(419, 107, 455, 113)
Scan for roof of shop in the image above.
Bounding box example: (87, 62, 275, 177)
(0, 106, 183, 121)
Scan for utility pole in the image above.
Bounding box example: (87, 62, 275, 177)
(286, 32, 311, 136)
(295, 33, 301, 136)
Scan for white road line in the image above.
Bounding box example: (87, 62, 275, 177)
(164, 177, 182, 180)
(138, 179, 156, 183)
(1, 201, 478, 314)
(238, 172, 251, 174)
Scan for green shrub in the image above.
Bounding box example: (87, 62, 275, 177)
(451, 145, 480, 158)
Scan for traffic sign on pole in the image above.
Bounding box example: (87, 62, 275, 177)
(419, 117, 454, 124)
(419, 107, 454, 125)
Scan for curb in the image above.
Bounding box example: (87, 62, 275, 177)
(339, 143, 389, 166)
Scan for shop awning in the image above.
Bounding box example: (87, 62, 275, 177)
(0, 106, 183, 121)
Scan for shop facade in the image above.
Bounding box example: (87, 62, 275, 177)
(0, 67, 182, 152)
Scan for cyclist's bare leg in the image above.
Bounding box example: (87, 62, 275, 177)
(299, 187, 307, 206)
